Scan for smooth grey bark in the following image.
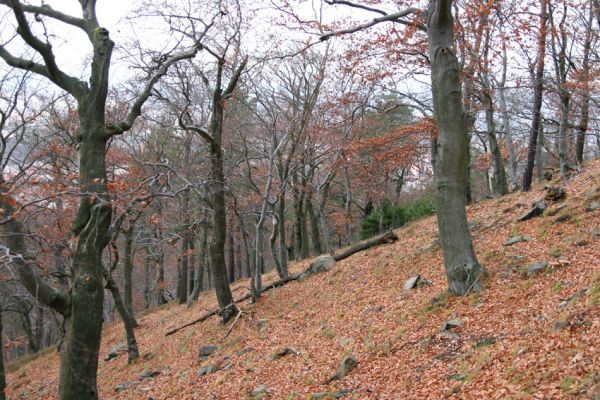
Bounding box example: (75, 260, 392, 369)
(104, 276, 139, 363)
(189, 223, 208, 305)
(343, 163, 356, 244)
(427, 0, 482, 294)
(535, 125, 545, 181)
(575, 7, 592, 164)
(178, 233, 190, 303)
(181, 56, 247, 322)
(497, 40, 518, 190)
(522, 0, 549, 191)
(154, 202, 167, 306)
(549, 2, 571, 181)
(227, 232, 235, 283)
(122, 219, 138, 326)
(482, 90, 508, 196)
(306, 191, 323, 255)
(276, 194, 289, 274)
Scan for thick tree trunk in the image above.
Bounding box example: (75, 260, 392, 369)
(522, 0, 549, 191)
(427, 0, 482, 295)
(58, 111, 112, 399)
(210, 145, 237, 321)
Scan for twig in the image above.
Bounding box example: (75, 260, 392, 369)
(224, 309, 243, 339)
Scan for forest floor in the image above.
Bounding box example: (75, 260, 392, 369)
(7, 159, 600, 400)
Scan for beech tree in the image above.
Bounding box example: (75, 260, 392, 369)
(0, 1, 198, 398)
(320, 0, 482, 294)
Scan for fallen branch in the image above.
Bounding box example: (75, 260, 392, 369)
(224, 309, 243, 339)
(165, 274, 299, 336)
(164, 231, 397, 336)
(333, 231, 399, 261)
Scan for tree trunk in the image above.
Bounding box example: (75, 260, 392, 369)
(227, 232, 235, 283)
(210, 144, 237, 321)
(306, 193, 322, 255)
(497, 81, 518, 190)
(575, 7, 591, 165)
(522, 0, 549, 191)
(178, 233, 189, 304)
(483, 92, 508, 195)
(277, 194, 289, 275)
(123, 221, 138, 326)
(535, 125, 545, 182)
(105, 276, 139, 363)
(427, 0, 483, 295)
(0, 311, 5, 400)
(54, 106, 112, 398)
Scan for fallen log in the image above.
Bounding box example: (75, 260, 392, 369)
(164, 231, 398, 336)
(333, 231, 399, 261)
(165, 274, 298, 336)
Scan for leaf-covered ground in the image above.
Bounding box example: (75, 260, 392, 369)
(8, 160, 600, 399)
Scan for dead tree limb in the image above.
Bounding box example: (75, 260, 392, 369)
(164, 231, 397, 336)
(333, 231, 399, 261)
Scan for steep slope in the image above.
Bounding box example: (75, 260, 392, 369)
(7, 160, 600, 400)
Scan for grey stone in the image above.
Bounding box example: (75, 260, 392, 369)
(198, 344, 218, 358)
(526, 261, 549, 276)
(311, 393, 329, 400)
(252, 384, 268, 399)
(504, 236, 524, 246)
(257, 319, 268, 332)
(363, 305, 384, 314)
(552, 319, 569, 332)
(441, 319, 463, 331)
(403, 275, 421, 291)
(586, 201, 600, 212)
(310, 255, 336, 273)
(518, 201, 546, 222)
(558, 289, 588, 308)
(334, 389, 350, 398)
(268, 347, 299, 360)
(553, 214, 571, 224)
(196, 365, 216, 377)
(546, 204, 567, 216)
(544, 186, 566, 202)
(138, 370, 161, 381)
(115, 382, 135, 392)
(330, 355, 358, 382)
(298, 255, 336, 281)
(105, 343, 127, 361)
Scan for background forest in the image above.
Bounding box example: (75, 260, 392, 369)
(0, 0, 598, 398)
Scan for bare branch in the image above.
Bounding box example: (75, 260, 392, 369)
(319, 7, 424, 41)
(0, 1, 86, 30)
(106, 47, 199, 137)
(1, 0, 86, 98)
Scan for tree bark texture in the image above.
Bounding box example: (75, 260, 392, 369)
(427, 0, 483, 295)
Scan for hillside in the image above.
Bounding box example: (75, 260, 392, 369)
(7, 160, 600, 400)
